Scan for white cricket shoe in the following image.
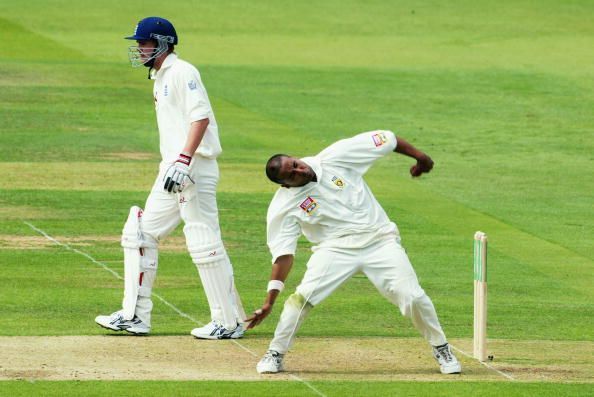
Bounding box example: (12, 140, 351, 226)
(257, 350, 285, 374)
(95, 311, 150, 335)
(433, 343, 462, 374)
(190, 321, 244, 340)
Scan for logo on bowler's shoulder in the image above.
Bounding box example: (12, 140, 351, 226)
(164, 84, 169, 96)
(188, 80, 197, 90)
(331, 176, 344, 188)
(372, 132, 387, 147)
(299, 196, 318, 215)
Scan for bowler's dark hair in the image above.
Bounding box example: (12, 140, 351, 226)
(266, 154, 288, 184)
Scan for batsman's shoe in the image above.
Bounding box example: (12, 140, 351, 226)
(257, 350, 284, 374)
(433, 343, 462, 374)
(190, 321, 244, 340)
(95, 311, 150, 335)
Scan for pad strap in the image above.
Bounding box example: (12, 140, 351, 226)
(184, 222, 226, 265)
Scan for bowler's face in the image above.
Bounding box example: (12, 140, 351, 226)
(277, 156, 316, 187)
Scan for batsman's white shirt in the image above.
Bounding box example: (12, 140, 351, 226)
(267, 130, 400, 263)
(152, 53, 222, 163)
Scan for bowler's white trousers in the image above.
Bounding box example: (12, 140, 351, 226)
(269, 236, 448, 354)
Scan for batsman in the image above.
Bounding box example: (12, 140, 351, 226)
(95, 17, 245, 339)
(247, 130, 461, 374)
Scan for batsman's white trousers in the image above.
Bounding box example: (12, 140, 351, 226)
(139, 157, 239, 325)
(143, 157, 222, 239)
(269, 237, 448, 354)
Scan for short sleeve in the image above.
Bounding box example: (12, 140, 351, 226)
(319, 130, 397, 175)
(179, 66, 211, 122)
(266, 193, 302, 263)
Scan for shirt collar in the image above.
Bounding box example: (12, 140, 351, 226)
(151, 53, 177, 80)
(288, 156, 321, 192)
(301, 156, 322, 183)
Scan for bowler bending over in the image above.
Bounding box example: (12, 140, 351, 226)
(246, 130, 461, 374)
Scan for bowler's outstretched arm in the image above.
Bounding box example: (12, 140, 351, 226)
(394, 136, 434, 177)
(246, 254, 294, 329)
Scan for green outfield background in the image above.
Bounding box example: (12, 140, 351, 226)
(1, 0, 593, 395)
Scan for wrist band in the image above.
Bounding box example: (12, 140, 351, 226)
(267, 280, 285, 293)
(177, 153, 192, 165)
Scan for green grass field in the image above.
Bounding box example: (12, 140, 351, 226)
(1, 1, 593, 395)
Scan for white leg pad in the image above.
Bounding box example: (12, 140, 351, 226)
(184, 222, 237, 329)
(121, 206, 158, 325)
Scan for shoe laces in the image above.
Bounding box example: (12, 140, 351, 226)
(263, 350, 282, 363)
(214, 322, 241, 335)
(210, 322, 236, 336)
(109, 312, 124, 325)
(436, 345, 453, 362)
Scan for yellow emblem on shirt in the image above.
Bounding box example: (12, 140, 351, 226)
(331, 176, 344, 188)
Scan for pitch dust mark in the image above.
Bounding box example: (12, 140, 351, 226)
(0, 202, 63, 220)
(450, 338, 593, 383)
(0, 235, 189, 252)
(101, 152, 157, 161)
(1, 336, 591, 383)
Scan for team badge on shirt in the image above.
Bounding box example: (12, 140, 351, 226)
(299, 196, 318, 215)
(188, 80, 197, 90)
(331, 176, 344, 188)
(372, 132, 387, 147)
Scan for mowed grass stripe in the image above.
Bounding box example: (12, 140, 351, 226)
(367, 170, 594, 299)
(0, 162, 274, 194)
(0, 17, 86, 62)
(2, 160, 592, 299)
(2, 380, 593, 397)
(4, 1, 594, 78)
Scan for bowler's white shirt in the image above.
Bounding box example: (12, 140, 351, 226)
(267, 130, 400, 263)
(152, 53, 222, 163)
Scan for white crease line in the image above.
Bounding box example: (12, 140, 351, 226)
(24, 221, 326, 397)
(450, 344, 515, 380)
(25, 222, 124, 281)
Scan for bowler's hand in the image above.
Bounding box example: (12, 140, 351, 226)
(410, 154, 434, 177)
(245, 302, 273, 329)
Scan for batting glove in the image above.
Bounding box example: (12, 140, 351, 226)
(163, 154, 195, 193)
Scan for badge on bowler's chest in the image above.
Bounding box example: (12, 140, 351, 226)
(331, 176, 344, 188)
(299, 196, 318, 215)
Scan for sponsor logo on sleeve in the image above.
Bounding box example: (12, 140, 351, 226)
(164, 84, 169, 96)
(299, 196, 318, 215)
(188, 80, 197, 90)
(372, 132, 387, 147)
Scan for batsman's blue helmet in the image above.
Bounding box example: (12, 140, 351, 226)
(125, 17, 178, 45)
